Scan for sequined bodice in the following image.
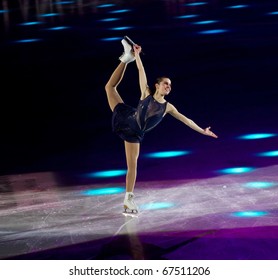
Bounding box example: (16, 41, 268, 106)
(135, 95, 167, 133)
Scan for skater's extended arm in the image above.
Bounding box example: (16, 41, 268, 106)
(133, 45, 151, 100)
(167, 103, 218, 138)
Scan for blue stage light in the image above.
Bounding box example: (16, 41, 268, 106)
(97, 4, 116, 8)
(101, 37, 122, 41)
(141, 202, 174, 210)
(15, 39, 42, 43)
(109, 9, 131, 14)
(244, 182, 276, 189)
(268, 11, 278, 15)
(19, 21, 42, 26)
(185, 2, 208, 6)
(219, 167, 254, 174)
(109, 26, 133, 31)
(47, 26, 69, 30)
(145, 150, 191, 158)
(81, 187, 125, 196)
(0, 10, 8, 14)
(85, 169, 127, 178)
(99, 18, 120, 22)
(257, 150, 278, 157)
(55, 1, 75, 4)
(39, 13, 59, 17)
(227, 5, 249, 9)
(175, 15, 198, 19)
(199, 29, 228, 34)
(192, 20, 218, 25)
(232, 211, 268, 217)
(237, 133, 277, 140)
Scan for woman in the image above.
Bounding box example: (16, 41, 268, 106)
(105, 37, 218, 214)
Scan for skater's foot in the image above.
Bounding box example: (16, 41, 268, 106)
(119, 39, 135, 64)
(123, 192, 138, 213)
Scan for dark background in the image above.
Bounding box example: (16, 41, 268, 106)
(1, 0, 277, 176)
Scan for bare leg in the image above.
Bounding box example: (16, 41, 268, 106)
(105, 62, 127, 111)
(124, 141, 140, 193)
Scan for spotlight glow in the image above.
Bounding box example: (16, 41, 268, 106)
(39, 13, 59, 17)
(192, 20, 218, 25)
(185, 2, 208, 6)
(97, 4, 116, 8)
(145, 150, 190, 158)
(141, 202, 174, 210)
(227, 5, 249, 9)
(232, 211, 268, 217)
(175, 15, 198, 19)
(199, 29, 228, 34)
(244, 182, 276, 189)
(219, 167, 254, 174)
(86, 169, 127, 178)
(101, 37, 122, 41)
(237, 133, 277, 140)
(109, 26, 133, 31)
(55, 1, 74, 4)
(99, 18, 120, 22)
(268, 11, 278, 15)
(19, 21, 42, 26)
(15, 39, 42, 43)
(109, 9, 131, 14)
(257, 150, 278, 157)
(81, 187, 125, 196)
(47, 26, 69, 30)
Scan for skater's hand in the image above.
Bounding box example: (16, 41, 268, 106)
(203, 127, 218, 138)
(133, 44, 142, 55)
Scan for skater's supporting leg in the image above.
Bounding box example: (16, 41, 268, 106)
(124, 141, 140, 193)
(105, 62, 127, 111)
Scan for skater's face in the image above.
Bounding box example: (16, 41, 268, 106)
(155, 78, 171, 95)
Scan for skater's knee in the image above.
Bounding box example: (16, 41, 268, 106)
(127, 158, 138, 170)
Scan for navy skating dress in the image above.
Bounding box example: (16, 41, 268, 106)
(112, 95, 167, 143)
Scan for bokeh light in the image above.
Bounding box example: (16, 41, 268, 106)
(144, 150, 191, 158)
(218, 167, 255, 174)
(237, 133, 277, 140)
(81, 187, 125, 196)
(257, 150, 278, 157)
(85, 169, 127, 178)
(231, 211, 268, 217)
(141, 202, 175, 210)
(198, 29, 229, 34)
(244, 182, 277, 189)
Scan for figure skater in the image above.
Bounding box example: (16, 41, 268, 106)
(105, 37, 218, 214)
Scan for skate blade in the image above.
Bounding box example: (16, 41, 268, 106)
(124, 35, 145, 55)
(124, 36, 136, 46)
(122, 211, 139, 218)
(123, 206, 139, 217)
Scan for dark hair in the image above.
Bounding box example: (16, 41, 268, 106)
(150, 76, 170, 95)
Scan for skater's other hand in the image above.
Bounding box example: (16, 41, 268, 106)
(204, 127, 218, 138)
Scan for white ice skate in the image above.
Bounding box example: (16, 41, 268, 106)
(123, 192, 138, 215)
(124, 35, 145, 55)
(119, 38, 135, 64)
(124, 36, 136, 47)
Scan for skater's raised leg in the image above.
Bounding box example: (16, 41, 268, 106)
(105, 62, 126, 111)
(105, 39, 135, 112)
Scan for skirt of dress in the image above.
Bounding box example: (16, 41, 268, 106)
(112, 103, 144, 143)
